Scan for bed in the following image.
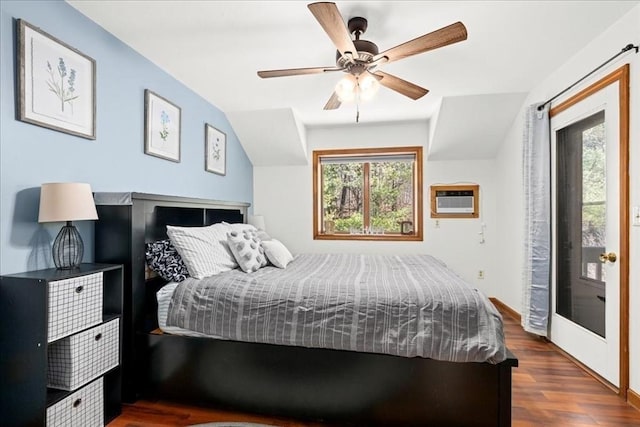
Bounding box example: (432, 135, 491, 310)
(93, 192, 518, 427)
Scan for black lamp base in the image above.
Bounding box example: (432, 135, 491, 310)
(52, 221, 84, 269)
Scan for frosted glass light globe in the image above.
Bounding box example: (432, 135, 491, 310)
(358, 74, 380, 101)
(335, 75, 357, 102)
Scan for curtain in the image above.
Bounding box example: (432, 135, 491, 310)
(522, 103, 551, 336)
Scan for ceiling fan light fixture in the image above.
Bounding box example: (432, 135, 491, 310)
(335, 74, 357, 102)
(358, 74, 380, 101)
(335, 73, 380, 103)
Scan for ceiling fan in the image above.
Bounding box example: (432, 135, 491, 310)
(257, 2, 468, 111)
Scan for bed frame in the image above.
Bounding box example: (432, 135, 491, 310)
(94, 192, 518, 427)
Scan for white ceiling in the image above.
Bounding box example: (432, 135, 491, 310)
(67, 1, 637, 161)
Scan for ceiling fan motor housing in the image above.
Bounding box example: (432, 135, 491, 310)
(336, 17, 379, 74)
(335, 39, 379, 59)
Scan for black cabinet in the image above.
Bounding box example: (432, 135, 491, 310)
(0, 264, 123, 426)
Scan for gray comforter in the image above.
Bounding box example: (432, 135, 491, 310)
(166, 253, 507, 363)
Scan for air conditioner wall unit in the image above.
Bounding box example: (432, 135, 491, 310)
(436, 192, 474, 213)
(430, 185, 479, 218)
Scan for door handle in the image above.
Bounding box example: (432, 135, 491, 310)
(599, 252, 617, 263)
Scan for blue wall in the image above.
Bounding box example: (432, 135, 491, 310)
(0, 1, 253, 274)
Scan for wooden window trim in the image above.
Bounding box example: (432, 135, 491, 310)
(313, 146, 423, 242)
(363, 162, 371, 228)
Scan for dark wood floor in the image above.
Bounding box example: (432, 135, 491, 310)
(108, 310, 640, 426)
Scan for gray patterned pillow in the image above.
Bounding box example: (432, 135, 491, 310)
(227, 229, 266, 273)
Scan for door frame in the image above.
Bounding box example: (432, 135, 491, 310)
(549, 64, 630, 398)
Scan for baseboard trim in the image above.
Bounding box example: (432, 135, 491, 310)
(489, 297, 521, 323)
(545, 339, 619, 395)
(490, 297, 638, 406)
(629, 389, 640, 411)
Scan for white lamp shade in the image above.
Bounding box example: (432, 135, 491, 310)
(248, 215, 266, 231)
(38, 183, 98, 223)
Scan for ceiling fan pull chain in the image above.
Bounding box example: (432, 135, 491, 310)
(356, 77, 361, 123)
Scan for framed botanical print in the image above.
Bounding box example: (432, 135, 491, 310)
(205, 123, 226, 175)
(144, 89, 181, 162)
(17, 19, 96, 139)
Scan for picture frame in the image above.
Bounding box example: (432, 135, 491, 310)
(17, 19, 96, 139)
(205, 123, 226, 175)
(400, 220, 414, 235)
(144, 89, 181, 162)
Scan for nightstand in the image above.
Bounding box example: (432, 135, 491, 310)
(0, 264, 123, 426)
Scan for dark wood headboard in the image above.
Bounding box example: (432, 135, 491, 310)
(93, 192, 250, 402)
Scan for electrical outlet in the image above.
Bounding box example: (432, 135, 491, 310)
(478, 270, 484, 279)
(435, 219, 440, 228)
(633, 206, 640, 226)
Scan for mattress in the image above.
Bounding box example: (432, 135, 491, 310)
(157, 282, 208, 337)
(165, 253, 507, 363)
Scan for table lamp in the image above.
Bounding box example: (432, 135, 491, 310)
(38, 182, 98, 269)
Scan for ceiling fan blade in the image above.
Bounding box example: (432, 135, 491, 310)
(308, 2, 358, 57)
(257, 66, 342, 78)
(324, 92, 342, 110)
(374, 71, 429, 100)
(374, 22, 467, 63)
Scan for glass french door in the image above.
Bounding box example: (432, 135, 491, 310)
(550, 83, 620, 386)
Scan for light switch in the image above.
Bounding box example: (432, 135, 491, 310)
(633, 206, 640, 227)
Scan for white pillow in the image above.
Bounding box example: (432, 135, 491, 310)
(256, 230, 272, 241)
(227, 229, 266, 273)
(166, 223, 237, 279)
(262, 239, 294, 269)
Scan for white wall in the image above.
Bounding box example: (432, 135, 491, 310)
(494, 4, 640, 394)
(254, 120, 499, 297)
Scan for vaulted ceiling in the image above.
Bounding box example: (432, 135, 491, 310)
(68, 1, 637, 162)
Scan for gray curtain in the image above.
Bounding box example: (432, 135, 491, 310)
(522, 103, 551, 336)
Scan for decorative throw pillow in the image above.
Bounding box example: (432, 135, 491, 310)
(145, 239, 190, 282)
(224, 222, 257, 233)
(167, 223, 237, 279)
(227, 229, 266, 273)
(262, 239, 294, 269)
(256, 230, 272, 241)
(222, 222, 271, 241)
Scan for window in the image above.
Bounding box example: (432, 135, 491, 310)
(313, 146, 423, 241)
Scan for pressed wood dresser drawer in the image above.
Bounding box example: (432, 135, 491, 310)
(46, 377, 103, 427)
(48, 272, 103, 342)
(47, 318, 119, 391)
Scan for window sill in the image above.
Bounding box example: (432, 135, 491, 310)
(314, 233, 423, 242)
